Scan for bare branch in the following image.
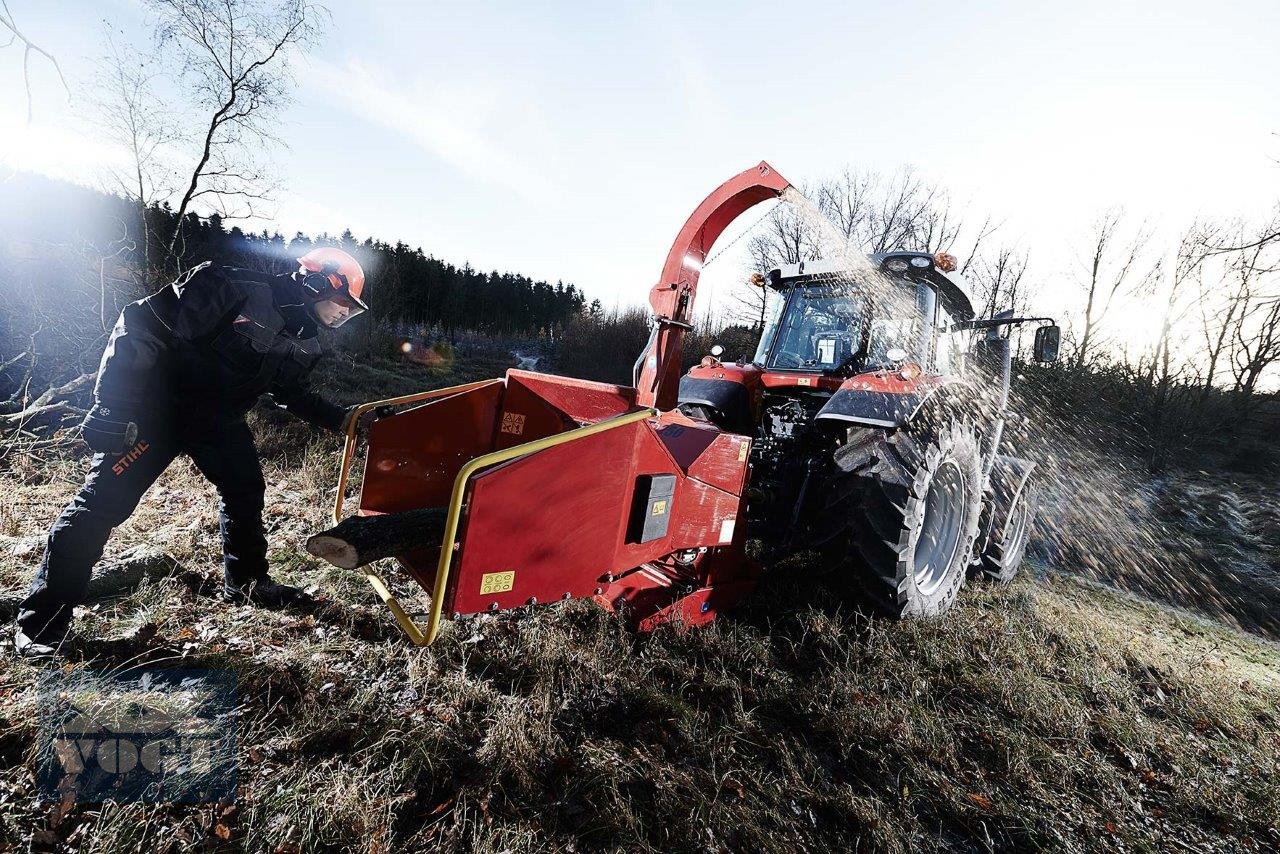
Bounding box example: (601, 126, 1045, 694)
(0, 0, 71, 122)
(141, 0, 324, 255)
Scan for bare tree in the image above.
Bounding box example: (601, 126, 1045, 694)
(93, 32, 181, 278)
(1196, 236, 1250, 401)
(969, 245, 1030, 320)
(1202, 205, 1280, 259)
(1071, 210, 1156, 370)
(733, 184, 820, 327)
(732, 167, 994, 327)
(1231, 293, 1280, 401)
(1131, 226, 1216, 467)
(1144, 227, 1207, 388)
(817, 167, 977, 255)
(0, 0, 69, 122)
(143, 0, 324, 256)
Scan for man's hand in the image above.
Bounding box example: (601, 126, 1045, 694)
(81, 404, 139, 455)
(339, 406, 380, 435)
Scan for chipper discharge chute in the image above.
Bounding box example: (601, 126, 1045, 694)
(308, 162, 793, 645)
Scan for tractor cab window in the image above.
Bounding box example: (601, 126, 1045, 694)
(761, 284, 868, 371)
(758, 277, 935, 373)
(752, 288, 787, 365)
(934, 302, 965, 375)
(867, 314, 921, 367)
(862, 279, 927, 370)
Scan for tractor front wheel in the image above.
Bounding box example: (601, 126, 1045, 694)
(821, 419, 984, 617)
(979, 478, 1037, 584)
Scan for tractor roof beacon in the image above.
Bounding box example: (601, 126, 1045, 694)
(310, 162, 1060, 644)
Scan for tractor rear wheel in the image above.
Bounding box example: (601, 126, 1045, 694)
(979, 480, 1037, 584)
(820, 418, 983, 617)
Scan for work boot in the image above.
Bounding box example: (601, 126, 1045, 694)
(14, 627, 63, 659)
(222, 576, 312, 609)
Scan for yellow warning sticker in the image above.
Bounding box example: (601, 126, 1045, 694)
(479, 570, 516, 595)
(737, 440, 749, 462)
(651, 499, 668, 516)
(797, 377, 812, 386)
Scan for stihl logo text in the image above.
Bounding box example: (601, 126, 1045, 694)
(113, 441, 150, 476)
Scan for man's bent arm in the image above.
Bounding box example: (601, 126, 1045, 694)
(268, 378, 347, 433)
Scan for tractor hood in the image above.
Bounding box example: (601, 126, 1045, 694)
(815, 372, 948, 429)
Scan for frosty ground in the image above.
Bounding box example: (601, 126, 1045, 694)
(0, 347, 1276, 853)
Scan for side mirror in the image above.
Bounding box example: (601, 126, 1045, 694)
(710, 344, 724, 358)
(1033, 325, 1061, 363)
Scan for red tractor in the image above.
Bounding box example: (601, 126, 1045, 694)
(308, 162, 1061, 643)
(678, 253, 1060, 616)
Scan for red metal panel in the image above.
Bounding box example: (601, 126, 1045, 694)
(666, 478, 742, 547)
(684, 361, 764, 388)
(653, 418, 718, 471)
(687, 431, 752, 497)
(611, 422, 744, 570)
(598, 486, 759, 632)
(449, 419, 646, 614)
(652, 414, 750, 497)
(493, 371, 639, 451)
(505, 370, 637, 424)
(492, 376, 575, 450)
(836, 370, 941, 395)
(447, 413, 752, 617)
(359, 383, 504, 514)
(358, 383, 507, 592)
(759, 371, 846, 393)
(756, 368, 942, 395)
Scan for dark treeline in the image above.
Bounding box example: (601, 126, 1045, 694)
(1, 173, 587, 341)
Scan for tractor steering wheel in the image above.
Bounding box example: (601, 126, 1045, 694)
(774, 351, 806, 369)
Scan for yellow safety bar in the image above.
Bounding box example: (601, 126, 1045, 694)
(334, 391, 656, 646)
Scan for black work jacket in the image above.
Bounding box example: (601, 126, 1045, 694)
(92, 263, 346, 431)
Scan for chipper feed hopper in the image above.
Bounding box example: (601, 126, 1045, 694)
(309, 163, 793, 644)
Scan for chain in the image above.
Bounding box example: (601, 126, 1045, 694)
(700, 201, 781, 271)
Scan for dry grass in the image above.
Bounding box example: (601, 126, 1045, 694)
(0, 355, 1277, 853)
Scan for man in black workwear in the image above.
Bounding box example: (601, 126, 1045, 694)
(14, 247, 370, 657)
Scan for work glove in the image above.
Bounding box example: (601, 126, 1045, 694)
(81, 403, 139, 455)
(339, 406, 386, 435)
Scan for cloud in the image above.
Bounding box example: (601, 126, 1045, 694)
(305, 59, 556, 201)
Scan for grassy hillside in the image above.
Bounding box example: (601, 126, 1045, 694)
(1, 352, 1277, 852)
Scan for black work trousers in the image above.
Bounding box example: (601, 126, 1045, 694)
(17, 415, 269, 639)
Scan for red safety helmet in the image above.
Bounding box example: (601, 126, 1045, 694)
(297, 247, 368, 327)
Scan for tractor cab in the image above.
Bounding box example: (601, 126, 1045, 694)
(755, 252, 976, 379)
(678, 251, 977, 432)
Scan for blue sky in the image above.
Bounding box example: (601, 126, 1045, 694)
(2, 0, 1278, 320)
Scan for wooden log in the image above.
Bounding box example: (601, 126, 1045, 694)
(305, 507, 449, 570)
(0, 545, 180, 619)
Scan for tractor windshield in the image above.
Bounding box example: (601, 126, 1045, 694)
(756, 279, 922, 373)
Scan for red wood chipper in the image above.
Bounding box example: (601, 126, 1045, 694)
(308, 161, 1061, 645)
